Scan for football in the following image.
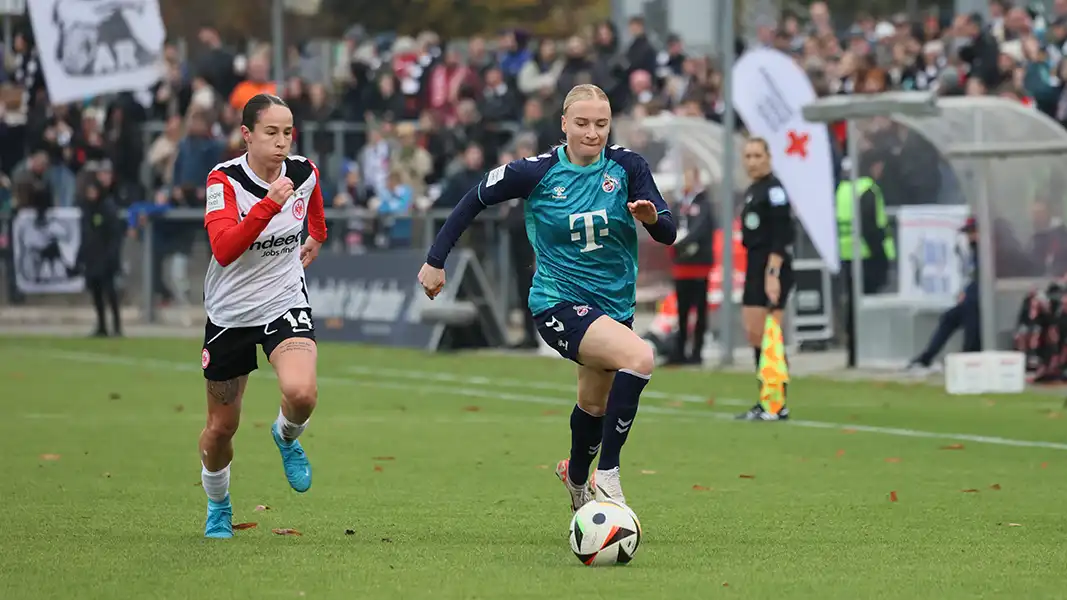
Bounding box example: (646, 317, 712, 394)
(568, 500, 642, 566)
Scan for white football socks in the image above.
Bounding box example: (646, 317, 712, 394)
(275, 408, 308, 442)
(201, 463, 230, 502)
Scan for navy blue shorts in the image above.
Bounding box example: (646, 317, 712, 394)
(534, 302, 634, 364)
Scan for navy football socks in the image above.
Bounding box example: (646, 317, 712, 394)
(568, 405, 603, 486)
(597, 370, 649, 471)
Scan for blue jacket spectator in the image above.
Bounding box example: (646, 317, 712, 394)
(376, 169, 413, 248)
(171, 113, 223, 196)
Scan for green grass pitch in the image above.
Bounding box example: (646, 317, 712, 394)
(2, 336, 1067, 599)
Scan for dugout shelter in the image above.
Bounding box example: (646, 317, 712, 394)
(804, 93, 1067, 365)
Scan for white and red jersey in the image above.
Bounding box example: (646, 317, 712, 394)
(202, 153, 327, 328)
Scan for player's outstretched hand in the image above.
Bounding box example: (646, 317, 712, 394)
(418, 263, 446, 299)
(266, 177, 295, 206)
(300, 237, 322, 268)
(627, 200, 658, 224)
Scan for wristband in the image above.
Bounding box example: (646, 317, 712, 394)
(766, 266, 780, 277)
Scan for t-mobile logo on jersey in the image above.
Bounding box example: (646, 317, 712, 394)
(569, 209, 609, 253)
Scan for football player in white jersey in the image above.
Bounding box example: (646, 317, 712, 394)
(198, 94, 327, 538)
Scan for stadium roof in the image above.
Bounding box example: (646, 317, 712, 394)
(893, 96, 1067, 154)
(894, 96, 1067, 249)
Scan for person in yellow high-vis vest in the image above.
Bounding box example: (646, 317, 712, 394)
(837, 158, 896, 367)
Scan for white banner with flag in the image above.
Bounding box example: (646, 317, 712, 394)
(896, 204, 971, 300)
(11, 207, 84, 294)
(28, 0, 167, 104)
(732, 48, 839, 273)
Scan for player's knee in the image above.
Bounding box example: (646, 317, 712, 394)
(746, 330, 762, 347)
(743, 323, 762, 347)
(576, 397, 607, 416)
(281, 381, 318, 411)
(621, 342, 655, 376)
(204, 417, 239, 442)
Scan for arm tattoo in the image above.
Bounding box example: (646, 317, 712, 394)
(207, 379, 241, 405)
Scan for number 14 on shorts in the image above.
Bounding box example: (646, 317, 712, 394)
(272, 309, 313, 334)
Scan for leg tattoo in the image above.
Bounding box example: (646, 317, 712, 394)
(207, 379, 241, 405)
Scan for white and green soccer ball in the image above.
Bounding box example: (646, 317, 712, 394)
(568, 500, 641, 566)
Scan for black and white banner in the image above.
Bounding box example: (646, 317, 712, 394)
(305, 249, 461, 350)
(304, 248, 506, 351)
(28, 0, 166, 104)
(11, 207, 84, 294)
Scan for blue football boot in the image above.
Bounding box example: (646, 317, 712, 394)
(204, 495, 234, 539)
(272, 422, 312, 492)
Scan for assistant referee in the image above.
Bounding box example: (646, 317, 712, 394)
(735, 137, 794, 422)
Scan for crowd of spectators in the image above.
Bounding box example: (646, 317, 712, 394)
(765, 1, 1067, 108)
(4, 1, 1067, 304)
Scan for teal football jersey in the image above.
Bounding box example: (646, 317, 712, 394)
(475, 145, 670, 321)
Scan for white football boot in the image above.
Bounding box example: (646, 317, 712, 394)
(591, 466, 627, 506)
(555, 459, 594, 512)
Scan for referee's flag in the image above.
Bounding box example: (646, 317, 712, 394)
(758, 315, 789, 414)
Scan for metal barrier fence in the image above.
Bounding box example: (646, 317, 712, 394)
(1, 208, 508, 319)
(137, 119, 524, 196)
(0, 206, 684, 326)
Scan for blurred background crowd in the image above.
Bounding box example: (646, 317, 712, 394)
(2, 0, 1066, 308)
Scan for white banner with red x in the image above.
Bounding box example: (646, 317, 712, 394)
(731, 48, 839, 273)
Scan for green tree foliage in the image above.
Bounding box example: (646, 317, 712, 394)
(160, 0, 609, 41)
(772, 0, 953, 21)
(161, 0, 272, 40)
(318, 0, 610, 38)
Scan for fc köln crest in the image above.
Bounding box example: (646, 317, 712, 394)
(602, 174, 619, 193)
(573, 305, 591, 317)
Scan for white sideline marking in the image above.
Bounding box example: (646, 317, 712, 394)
(23, 349, 1067, 452)
(19, 412, 595, 425)
(344, 364, 751, 406)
